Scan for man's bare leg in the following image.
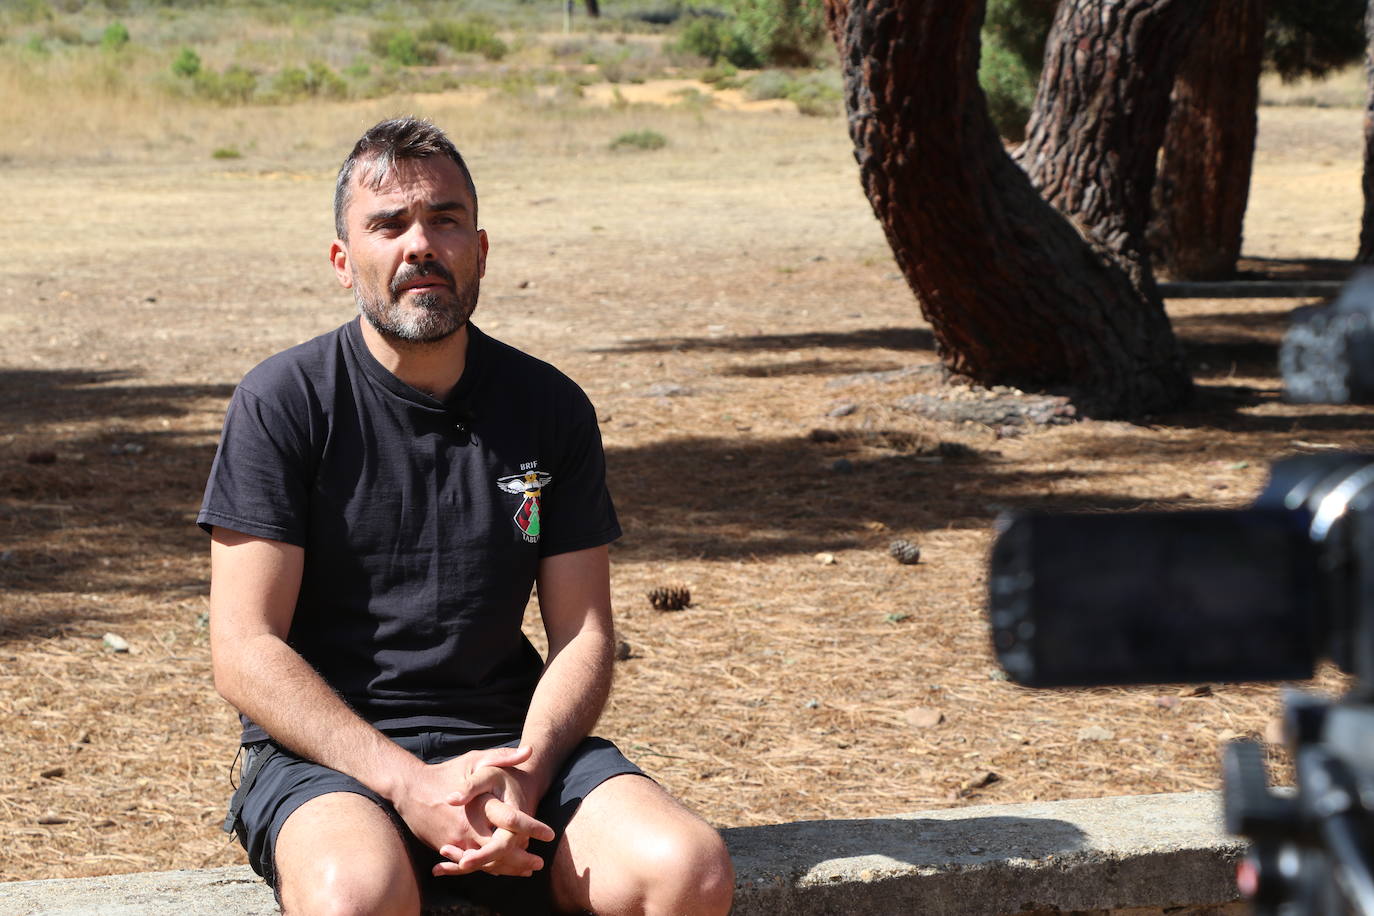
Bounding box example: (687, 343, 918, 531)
(274, 791, 422, 916)
(550, 775, 734, 916)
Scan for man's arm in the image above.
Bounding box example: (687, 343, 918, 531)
(209, 527, 551, 871)
(520, 544, 617, 793)
(435, 544, 615, 874)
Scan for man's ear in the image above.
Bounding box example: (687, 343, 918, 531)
(329, 240, 353, 289)
(477, 228, 489, 279)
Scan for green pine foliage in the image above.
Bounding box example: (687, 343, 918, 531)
(1265, 0, 1365, 82)
(978, 0, 1056, 141)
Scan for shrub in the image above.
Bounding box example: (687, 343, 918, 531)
(729, 0, 826, 67)
(187, 64, 259, 104)
(272, 66, 310, 99)
(100, 21, 129, 51)
(219, 66, 258, 102)
(745, 68, 841, 115)
(271, 61, 347, 101)
(699, 62, 739, 85)
(418, 18, 507, 61)
(610, 129, 667, 151)
(306, 61, 347, 97)
(211, 147, 242, 159)
(171, 47, 201, 78)
(673, 16, 759, 70)
(745, 68, 792, 100)
(368, 27, 437, 66)
(9, 0, 53, 26)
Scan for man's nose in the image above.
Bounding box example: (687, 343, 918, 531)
(403, 223, 435, 262)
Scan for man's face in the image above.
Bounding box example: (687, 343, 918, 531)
(330, 156, 488, 344)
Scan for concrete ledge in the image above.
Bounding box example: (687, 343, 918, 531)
(0, 791, 1242, 915)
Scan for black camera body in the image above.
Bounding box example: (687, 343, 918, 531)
(987, 271, 1374, 915)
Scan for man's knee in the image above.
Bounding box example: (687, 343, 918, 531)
(632, 817, 734, 916)
(275, 792, 421, 916)
(557, 776, 735, 915)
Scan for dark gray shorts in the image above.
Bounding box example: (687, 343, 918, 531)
(223, 730, 645, 915)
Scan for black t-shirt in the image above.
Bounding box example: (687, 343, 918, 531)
(198, 319, 621, 743)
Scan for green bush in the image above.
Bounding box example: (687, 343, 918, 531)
(100, 21, 129, 51)
(271, 61, 347, 101)
(745, 69, 842, 116)
(306, 61, 347, 97)
(272, 66, 310, 99)
(673, 16, 760, 70)
(699, 62, 739, 85)
(171, 47, 201, 78)
(211, 147, 242, 159)
(730, 0, 826, 67)
(188, 64, 258, 104)
(610, 128, 667, 151)
(9, 0, 53, 26)
(418, 18, 507, 61)
(368, 27, 438, 66)
(219, 66, 258, 102)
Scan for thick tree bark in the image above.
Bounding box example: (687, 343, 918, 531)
(824, 0, 1193, 417)
(1017, 0, 1212, 294)
(1150, 0, 1266, 280)
(585, 0, 601, 18)
(1360, 0, 1374, 262)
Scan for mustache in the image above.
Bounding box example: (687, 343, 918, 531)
(391, 262, 455, 295)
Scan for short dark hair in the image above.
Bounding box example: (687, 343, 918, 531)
(333, 117, 478, 240)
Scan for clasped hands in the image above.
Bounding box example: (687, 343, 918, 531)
(399, 744, 554, 879)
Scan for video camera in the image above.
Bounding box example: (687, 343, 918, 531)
(987, 270, 1374, 915)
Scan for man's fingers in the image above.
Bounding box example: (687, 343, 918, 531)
(431, 837, 543, 877)
(461, 832, 544, 875)
(481, 795, 554, 842)
(469, 745, 531, 770)
(446, 766, 509, 806)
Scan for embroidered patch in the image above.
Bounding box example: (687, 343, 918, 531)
(497, 466, 553, 543)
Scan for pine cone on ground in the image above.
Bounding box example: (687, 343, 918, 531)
(647, 585, 691, 611)
(888, 539, 921, 565)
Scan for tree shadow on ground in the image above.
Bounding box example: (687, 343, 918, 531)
(0, 368, 232, 623)
(608, 434, 1197, 563)
(0, 368, 233, 432)
(1236, 256, 1358, 281)
(594, 327, 936, 355)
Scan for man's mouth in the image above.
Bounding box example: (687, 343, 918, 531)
(393, 266, 455, 296)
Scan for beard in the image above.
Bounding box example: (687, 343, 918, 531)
(356, 261, 480, 344)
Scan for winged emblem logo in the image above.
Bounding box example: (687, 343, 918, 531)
(497, 469, 553, 542)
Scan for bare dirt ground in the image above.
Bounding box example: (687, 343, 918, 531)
(0, 93, 1369, 883)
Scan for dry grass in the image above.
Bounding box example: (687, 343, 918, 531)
(0, 54, 1370, 886)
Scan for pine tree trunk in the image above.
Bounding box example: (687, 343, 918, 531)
(1018, 0, 1212, 294)
(1149, 0, 1266, 280)
(825, 0, 1193, 417)
(1360, 0, 1374, 262)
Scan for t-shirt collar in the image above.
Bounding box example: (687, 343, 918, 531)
(343, 316, 488, 410)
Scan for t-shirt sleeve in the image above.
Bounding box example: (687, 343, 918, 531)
(197, 382, 314, 547)
(538, 389, 620, 558)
